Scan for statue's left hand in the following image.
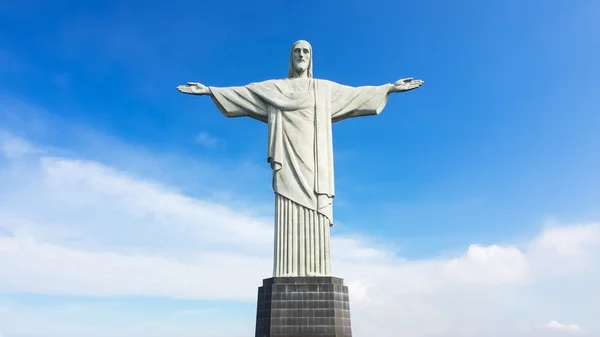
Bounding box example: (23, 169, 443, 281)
(391, 78, 424, 92)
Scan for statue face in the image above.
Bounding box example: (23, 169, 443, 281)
(292, 41, 311, 74)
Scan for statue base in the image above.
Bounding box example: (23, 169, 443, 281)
(255, 276, 352, 337)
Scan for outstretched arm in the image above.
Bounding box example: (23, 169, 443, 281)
(176, 82, 268, 123)
(330, 78, 424, 123)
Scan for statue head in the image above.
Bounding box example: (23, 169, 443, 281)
(288, 40, 313, 78)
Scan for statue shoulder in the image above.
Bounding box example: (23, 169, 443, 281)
(314, 78, 341, 87)
(248, 78, 288, 88)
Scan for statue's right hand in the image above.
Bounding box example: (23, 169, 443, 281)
(177, 82, 210, 95)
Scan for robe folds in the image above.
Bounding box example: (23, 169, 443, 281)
(210, 78, 391, 276)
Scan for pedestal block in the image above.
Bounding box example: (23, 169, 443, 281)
(255, 277, 352, 337)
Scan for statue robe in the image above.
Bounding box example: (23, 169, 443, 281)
(209, 78, 391, 276)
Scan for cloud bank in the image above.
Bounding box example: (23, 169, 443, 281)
(0, 99, 598, 337)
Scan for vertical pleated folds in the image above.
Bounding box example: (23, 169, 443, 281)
(273, 194, 332, 277)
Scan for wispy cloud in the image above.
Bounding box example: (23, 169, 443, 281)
(174, 309, 218, 316)
(534, 321, 586, 334)
(0, 132, 42, 158)
(195, 131, 219, 147)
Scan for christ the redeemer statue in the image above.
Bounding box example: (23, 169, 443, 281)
(177, 40, 423, 278)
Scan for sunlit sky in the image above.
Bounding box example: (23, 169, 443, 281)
(1, 1, 599, 336)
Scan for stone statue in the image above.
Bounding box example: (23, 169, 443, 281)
(177, 40, 423, 278)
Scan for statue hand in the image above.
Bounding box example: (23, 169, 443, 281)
(391, 78, 424, 92)
(177, 82, 210, 95)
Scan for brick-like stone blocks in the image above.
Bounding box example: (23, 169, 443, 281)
(255, 277, 352, 337)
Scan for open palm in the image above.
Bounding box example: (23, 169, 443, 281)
(392, 78, 424, 92)
(177, 82, 210, 95)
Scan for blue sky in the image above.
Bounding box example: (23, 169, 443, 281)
(1, 1, 599, 336)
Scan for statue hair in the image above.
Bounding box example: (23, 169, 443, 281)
(288, 40, 313, 78)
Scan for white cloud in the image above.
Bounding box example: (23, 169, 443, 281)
(0, 151, 544, 301)
(531, 224, 600, 262)
(534, 321, 586, 334)
(0, 139, 597, 336)
(38, 157, 273, 250)
(0, 132, 41, 158)
(0, 100, 599, 337)
(0, 232, 269, 300)
(0, 147, 275, 300)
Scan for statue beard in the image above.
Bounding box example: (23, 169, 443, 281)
(288, 57, 312, 78)
(292, 61, 310, 78)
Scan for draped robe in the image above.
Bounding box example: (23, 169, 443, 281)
(209, 78, 391, 276)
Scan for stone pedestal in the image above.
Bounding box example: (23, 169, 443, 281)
(255, 276, 352, 337)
